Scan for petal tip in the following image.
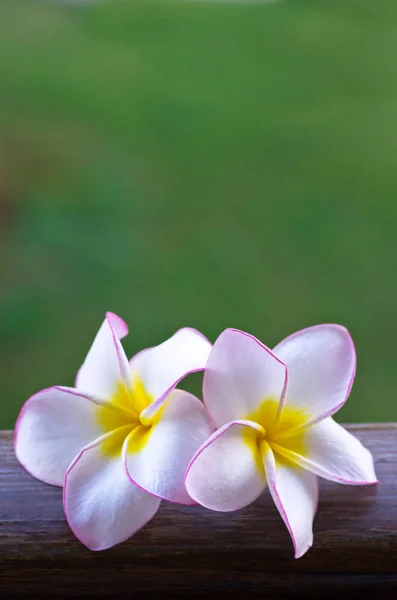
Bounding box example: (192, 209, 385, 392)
(175, 326, 212, 347)
(106, 312, 129, 339)
(213, 328, 288, 371)
(63, 442, 160, 552)
(294, 541, 312, 560)
(123, 439, 195, 507)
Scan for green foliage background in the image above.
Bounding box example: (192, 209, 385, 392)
(1, 0, 396, 427)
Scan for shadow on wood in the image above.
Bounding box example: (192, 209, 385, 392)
(1, 425, 396, 598)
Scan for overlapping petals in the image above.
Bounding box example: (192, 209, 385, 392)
(185, 326, 377, 558)
(203, 328, 287, 428)
(15, 316, 377, 558)
(64, 429, 161, 552)
(276, 416, 376, 485)
(263, 446, 319, 559)
(15, 387, 109, 486)
(272, 324, 356, 424)
(185, 420, 267, 512)
(124, 389, 215, 504)
(15, 312, 213, 550)
(130, 327, 213, 401)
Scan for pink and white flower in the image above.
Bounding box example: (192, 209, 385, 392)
(185, 325, 377, 558)
(15, 313, 214, 550)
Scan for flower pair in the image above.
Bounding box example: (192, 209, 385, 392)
(15, 313, 377, 557)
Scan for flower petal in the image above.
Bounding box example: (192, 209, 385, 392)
(76, 312, 131, 399)
(203, 329, 287, 428)
(263, 445, 318, 559)
(124, 390, 214, 505)
(274, 418, 377, 485)
(130, 327, 211, 401)
(64, 428, 160, 551)
(15, 387, 105, 486)
(273, 324, 356, 424)
(185, 420, 267, 511)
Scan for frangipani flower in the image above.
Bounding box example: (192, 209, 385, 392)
(185, 326, 377, 558)
(15, 313, 214, 550)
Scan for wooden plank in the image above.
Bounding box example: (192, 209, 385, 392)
(1, 425, 396, 598)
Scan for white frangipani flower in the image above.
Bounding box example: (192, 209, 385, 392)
(15, 313, 214, 550)
(185, 326, 377, 558)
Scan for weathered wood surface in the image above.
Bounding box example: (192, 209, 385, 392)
(1, 425, 396, 598)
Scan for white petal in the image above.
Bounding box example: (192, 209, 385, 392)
(124, 390, 214, 505)
(76, 312, 131, 399)
(15, 387, 105, 486)
(130, 327, 211, 400)
(185, 420, 267, 511)
(273, 324, 356, 423)
(203, 329, 287, 428)
(263, 445, 319, 559)
(277, 418, 377, 484)
(64, 428, 160, 551)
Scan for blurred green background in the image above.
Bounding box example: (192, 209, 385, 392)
(1, 0, 396, 428)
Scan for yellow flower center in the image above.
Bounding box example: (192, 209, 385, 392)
(244, 398, 310, 471)
(96, 377, 158, 457)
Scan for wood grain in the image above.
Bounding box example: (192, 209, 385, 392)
(1, 425, 396, 598)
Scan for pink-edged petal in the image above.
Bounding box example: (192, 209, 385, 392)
(203, 328, 287, 428)
(75, 312, 131, 399)
(64, 428, 160, 551)
(275, 418, 377, 485)
(15, 386, 105, 487)
(130, 328, 211, 401)
(124, 389, 214, 505)
(273, 324, 356, 424)
(263, 445, 318, 559)
(185, 420, 267, 511)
